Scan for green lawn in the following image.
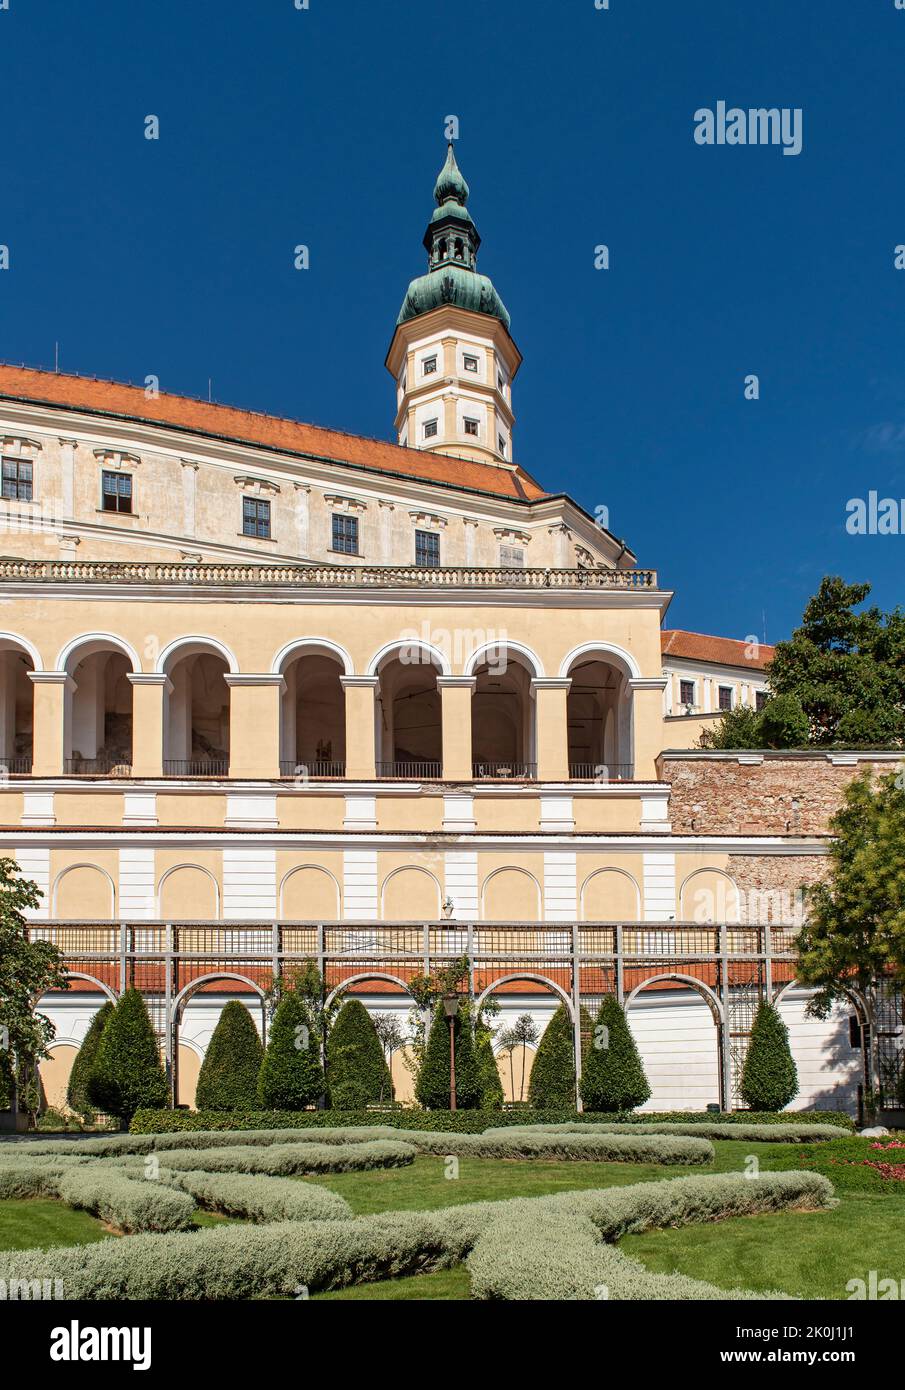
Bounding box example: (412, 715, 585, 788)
(2, 1136, 901, 1300)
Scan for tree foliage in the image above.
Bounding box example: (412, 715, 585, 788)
(326, 998, 394, 1108)
(195, 1001, 264, 1111)
(87, 988, 168, 1126)
(0, 856, 66, 1073)
(528, 1004, 585, 1109)
(257, 988, 325, 1110)
(579, 995, 651, 1113)
(415, 1000, 481, 1110)
(739, 1002, 798, 1111)
(66, 1001, 114, 1119)
(474, 1015, 504, 1110)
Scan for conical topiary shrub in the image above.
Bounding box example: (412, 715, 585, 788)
(475, 1021, 504, 1110)
(415, 1000, 481, 1110)
(195, 1000, 264, 1111)
(87, 988, 168, 1126)
(326, 998, 393, 1109)
(257, 990, 325, 1110)
(67, 1000, 113, 1120)
(579, 995, 651, 1113)
(739, 1001, 798, 1111)
(528, 1003, 587, 1110)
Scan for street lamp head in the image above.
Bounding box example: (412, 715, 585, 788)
(442, 992, 460, 1018)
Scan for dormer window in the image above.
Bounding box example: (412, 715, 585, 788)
(423, 418, 439, 439)
(423, 355, 438, 376)
(463, 354, 479, 373)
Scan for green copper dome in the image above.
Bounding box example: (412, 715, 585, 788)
(396, 144, 510, 330)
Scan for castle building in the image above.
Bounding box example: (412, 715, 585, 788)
(0, 146, 887, 1118)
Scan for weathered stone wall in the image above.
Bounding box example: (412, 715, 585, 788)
(660, 753, 900, 837)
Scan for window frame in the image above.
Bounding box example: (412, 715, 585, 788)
(423, 417, 439, 439)
(414, 528, 441, 568)
(422, 355, 438, 376)
(679, 679, 696, 709)
(101, 469, 133, 514)
(242, 495, 272, 539)
(331, 512, 359, 556)
(718, 685, 734, 712)
(1, 456, 34, 502)
(463, 353, 479, 373)
(463, 416, 480, 437)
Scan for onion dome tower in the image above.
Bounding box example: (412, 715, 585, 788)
(385, 144, 521, 467)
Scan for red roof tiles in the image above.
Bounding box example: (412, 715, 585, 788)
(661, 629, 775, 671)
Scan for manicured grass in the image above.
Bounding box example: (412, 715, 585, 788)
(313, 1268, 470, 1301)
(623, 1193, 903, 1300)
(0, 1199, 111, 1250)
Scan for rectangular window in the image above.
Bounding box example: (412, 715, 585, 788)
(332, 513, 359, 555)
(1, 457, 33, 501)
(423, 418, 438, 439)
(463, 417, 479, 436)
(415, 529, 440, 568)
(718, 685, 733, 711)
(242, 496, 271, 538)
(102, 470, 132, 513)
(499, 544, 525, 567)
(463, 354, 479, 372)
(498, 434, 507, 456)
(422, 355, 438, 375)
(497, 373, 504, 392)
(680, 679, 695, 708)
(755, 689, 768, 711)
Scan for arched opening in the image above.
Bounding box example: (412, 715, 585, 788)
(376, 650, 442, 778)
(381, 866, 442, 919)
(53, 864, 116, 919)
(564, 652, 633, 780)
(475, 975, 576, 1105)
(774, 979, 866, 1112)
(325, 972, 420, 1103)
(162, 644, 230, 776)
(171, 974, 267, 1107)
(64, 640, 135, 775)
(471, 648, 536, 779)
(0, 639, 35, 772)
(278, 648, 346, 777)
(624, 974, 724, 1112)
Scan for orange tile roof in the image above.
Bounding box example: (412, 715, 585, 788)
(661, 629, 775, 671)
(0, 363, 550, 504)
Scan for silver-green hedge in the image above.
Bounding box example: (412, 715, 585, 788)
(0, 1158, 193, 1233)
(482, 1121, 843, 1144)
(157, 1168, 352, 1223)
(138, 1139, 415, 1176)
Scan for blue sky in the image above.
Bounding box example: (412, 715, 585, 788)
(2, 0, 903, 642)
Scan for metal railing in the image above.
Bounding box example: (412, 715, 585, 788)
(64, 756, 133, 776)
(0, 754, 33, 774)
(162, 758, 229, 777)
(568, 762, 635, 781)
(376, 760, 442, 779)
(279, 760, 347, 778)
(0, 558, 658, 590)
(472, 760, 537, 780)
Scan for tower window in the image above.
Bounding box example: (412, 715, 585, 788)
(438, 238, 447, 259)
(499, 545, 524, 567)
(680, 680, 695, 708)
(423, 418, 439, 439)
(454, 238, 464, 260)
(242, 497, 271, 539)
(415, 529, 440, 568)
(718, 685, 733, 711)
(1, 457, 33, 501)
(755, 689, 768, 711)
(463, 417, 479, 436)
(497, 373, 505, 392)
(102, 470, 132, 513)
(332, 513, 359, 555)
(422, 355, 438, 375)
(463, 354, 479, 373)
(498, 434, 507, 457)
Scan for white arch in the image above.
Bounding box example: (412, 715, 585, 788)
(379, 865, 442, 919)
(173, 972, 267, 1011)
(474, 972, 574, 1018)
(156, 635, 238, 675)
(52, 971, 117, 1004)
(678, 868, 741, 923)
(278, 864, 342, 919)
(57, 632, 141, 674)
(324, 971, 418, 1010)
(625, 972, 725, 1023)
(464, 640, 544, 677)
(366, 638, 451, 677)
(579, 867, 641, 921)
(558, 640, 641, 681)
(0, 631, 42, 671)
(157, 864, 222, 918)
(773, 977, 872, 1026)
(272, 637, 353, 677)
(480, 866, 543, 920)
(51, 864, 116, 919)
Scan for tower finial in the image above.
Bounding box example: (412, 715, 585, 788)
(434, 142, 469, 206)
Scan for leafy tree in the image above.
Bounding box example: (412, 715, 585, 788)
(257, 988, 325, 1109)
(528, 1004, 591, 1109)
(757, 693, 809, 748)
(195, 1001, 264, 1111)
(0, 857, 67, 1115)
(579, 995, 651, 1113)
(797, 768, 905, 1096)
(87, 988, 168, 1127)
(415, 1000, 481, 1110)
(739, 1001, 798, 1111)
(699, 703, 763, 750)
(66, 1001, 113, 1120)
(373, 1011, 405, 1070)
(326, 998, 393, 1108)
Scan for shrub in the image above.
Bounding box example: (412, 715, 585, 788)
(740, 1002, 798, 1112)
(257, 990, 324, 1110)
(159, 1169, 352, 1223)
(528, 1005, 581, 1109)
(145, 1138, 415, 1175)
(483, 1121, 842, 1143)
(475, 1023, 504, 1111)
(195, 1002, 263, 1112)
(67, 1001, 113, 1121)
(87, 989, 168, 1126)
(580, 996, 651, 1113)
(56, 1165, 195, 1233)
(325, 999, 393, 1109)
(415, 1002, 481, 1110)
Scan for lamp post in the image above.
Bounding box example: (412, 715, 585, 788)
(442, 992, 460, 1111)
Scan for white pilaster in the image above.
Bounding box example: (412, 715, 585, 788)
(222, 846, 276, 920)
(343, 848, 378, 920)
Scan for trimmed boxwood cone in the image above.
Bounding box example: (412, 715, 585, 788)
(415, 1002, 481, 1110)
(739, 1001, 798, 1112)
(326, 998, 394, 1108)
(67, 1000, 114, 1119)
(257, 991, 325, 1110)
(87, 988, 168, 1126)
(579, 995, 651, 1113)
(196, 1001, 264, 1111)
